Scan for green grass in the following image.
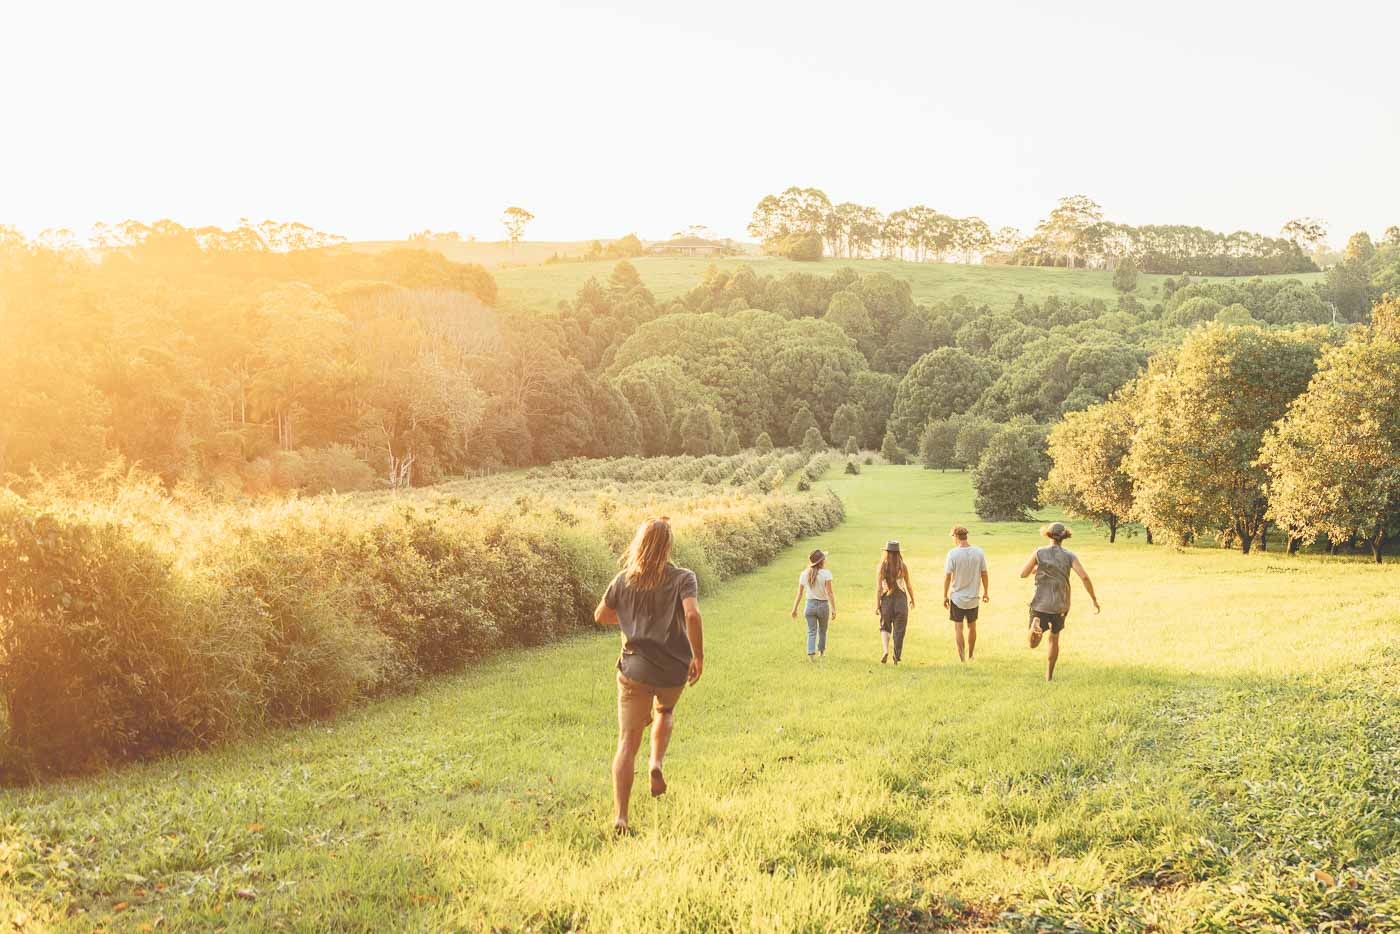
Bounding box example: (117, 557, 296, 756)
(487, 255, 1323, 315)
(2, 466, 1397, 931)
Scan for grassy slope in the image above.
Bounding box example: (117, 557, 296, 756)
(489, 255, 1323, 314)
(2, 467, 1397, 931)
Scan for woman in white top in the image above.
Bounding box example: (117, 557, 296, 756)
(789, 549, 837, 660)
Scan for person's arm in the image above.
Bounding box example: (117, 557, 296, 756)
(874, 570, 882, 615)
(683, 595, 704, 684)
(594, 598, 619, 626)
(1072, 558, 1100, 613)
(595, 575, 621, 625)
(790, 584, 804, 619)
(980, 569, 990, 603)
(825, 576, 837, 618)
(1019, 551, 1038, 579)
(942, 571, 952, 608)
(902, 567, 916, 609)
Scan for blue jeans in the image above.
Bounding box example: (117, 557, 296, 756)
(805, 599, 830, 655)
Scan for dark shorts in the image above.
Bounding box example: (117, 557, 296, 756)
(949, 602, 979, 623)
(1029, 608, 1067, 634)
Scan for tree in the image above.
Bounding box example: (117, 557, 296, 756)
(918, 416, 963, 471)
(844, 435, 859, 456)
(1034, 195, 1104, 268)
(502, 206, 534, 246)
(1261, 315, 1400, 562)
(788, 405, 820, 447)
(1125, 324, 1320, 551)
(1041, 388, 1136, 541)
(888, 347, 999, 445)
(824, 291, 876, 357)
(722, 428, 741, 455)
(880, 430, 907, 465)
(1112, 256, 1139, 293)
(973, 429, 1045, 520)
(953, 417, 998, 470)
(754, 431, 774, 454)
(829, 403, 863, 452)
(1281, 217, 1328, 256)
(1344, 231, 1376, 265)
(801, 426, 826, 454)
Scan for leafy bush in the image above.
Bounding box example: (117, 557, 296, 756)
(0, 467, 845, 778)
(845, 460, 861, 475)
(774, 233, 823, 262)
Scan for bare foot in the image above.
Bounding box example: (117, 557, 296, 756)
(649, 766, 667, 797)
(1031, 617, 1045, 635)
(880, 652, 889, 664)
(612, 821, 632, 838)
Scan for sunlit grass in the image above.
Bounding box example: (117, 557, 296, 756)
(1, 466, 1394, 930)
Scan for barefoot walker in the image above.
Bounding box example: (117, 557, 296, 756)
(594, 517, 705, 834)
(875, 541, 916, 664)
(1019, 522, 1099, 681)
(790, 549, 837, 659)
(943, 525, 988, 662)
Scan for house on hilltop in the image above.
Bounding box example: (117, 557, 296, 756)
(648, 236, 727, 257)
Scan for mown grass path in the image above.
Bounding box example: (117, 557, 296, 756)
(3, 467, 1398, 931)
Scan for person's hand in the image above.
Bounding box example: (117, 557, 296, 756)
(830, 610, 837, 621)
(943, 597, 950, 609)
(909, 600, 916, 610)
(790, 609, 798, 620)
(1092, 600, 1101, 614)
(687, 657, 703, 685)
(982, 593, 990, 604)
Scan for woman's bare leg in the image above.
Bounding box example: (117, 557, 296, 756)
(612, 725, 645, 829)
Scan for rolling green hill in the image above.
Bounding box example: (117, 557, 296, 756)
(3, 465, 1395, 930)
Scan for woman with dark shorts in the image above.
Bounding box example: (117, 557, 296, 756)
(1019, 522, 1100, 681)
(874, 541, 916, 664)
(594, 517, 705, 835)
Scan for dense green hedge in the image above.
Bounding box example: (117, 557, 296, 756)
(0, 487, 843, 779)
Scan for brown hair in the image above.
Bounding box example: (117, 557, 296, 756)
(806, 549, 826, 587)
(950, 525, 969, 540)
(623, 517, 673, 590)
(879, 549, 904, 592)
(1041, 523, 1073, 543)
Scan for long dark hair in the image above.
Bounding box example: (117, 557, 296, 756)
(879, 549, 904, 592)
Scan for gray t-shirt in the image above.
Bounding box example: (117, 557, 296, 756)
(605, 564, 697, 688)
(1030, 545, 1076, 615)
(944, 545, 987, 609)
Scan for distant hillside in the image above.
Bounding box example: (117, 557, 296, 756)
(348, 238, 763, 270)
(347, 239, 603, 268)
(490, 255, 1324, 313)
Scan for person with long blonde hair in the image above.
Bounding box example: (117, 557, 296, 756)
(874, 541, 916, 664)
(594, 516, 704, 835)
(789, 548, 837, 659)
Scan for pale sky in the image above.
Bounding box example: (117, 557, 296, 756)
(3, 0, 1397, 246)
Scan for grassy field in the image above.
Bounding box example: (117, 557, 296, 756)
(487, 255, 1323, 315)
(2, 466, 1396, 931)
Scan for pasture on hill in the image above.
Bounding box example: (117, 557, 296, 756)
(2, 465, 1396, 931)
(483, 254, 1323, 314)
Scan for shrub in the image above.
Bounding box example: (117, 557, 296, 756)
(0, 469, 845, 778)
(845, 460, 861, 475)
(774, 233, 823, 262)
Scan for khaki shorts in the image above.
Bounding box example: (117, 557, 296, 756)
(616, 671, 684, 732)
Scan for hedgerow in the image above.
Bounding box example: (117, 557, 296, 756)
(0, 464, 843, 779)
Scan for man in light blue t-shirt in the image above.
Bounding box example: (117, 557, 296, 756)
(942, 525, 989, 662)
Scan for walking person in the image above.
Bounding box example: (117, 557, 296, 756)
(1019, 522, 1099, 681)
(594, 517, 704, 836)
(874, 541, 916, 664)
(790, 549, 837, 660)
(942, 525, 988, 662)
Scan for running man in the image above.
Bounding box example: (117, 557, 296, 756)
(1019, 522, 1099, 681)
(942, 525, 988, 662)
(594, 517, 704, 836)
